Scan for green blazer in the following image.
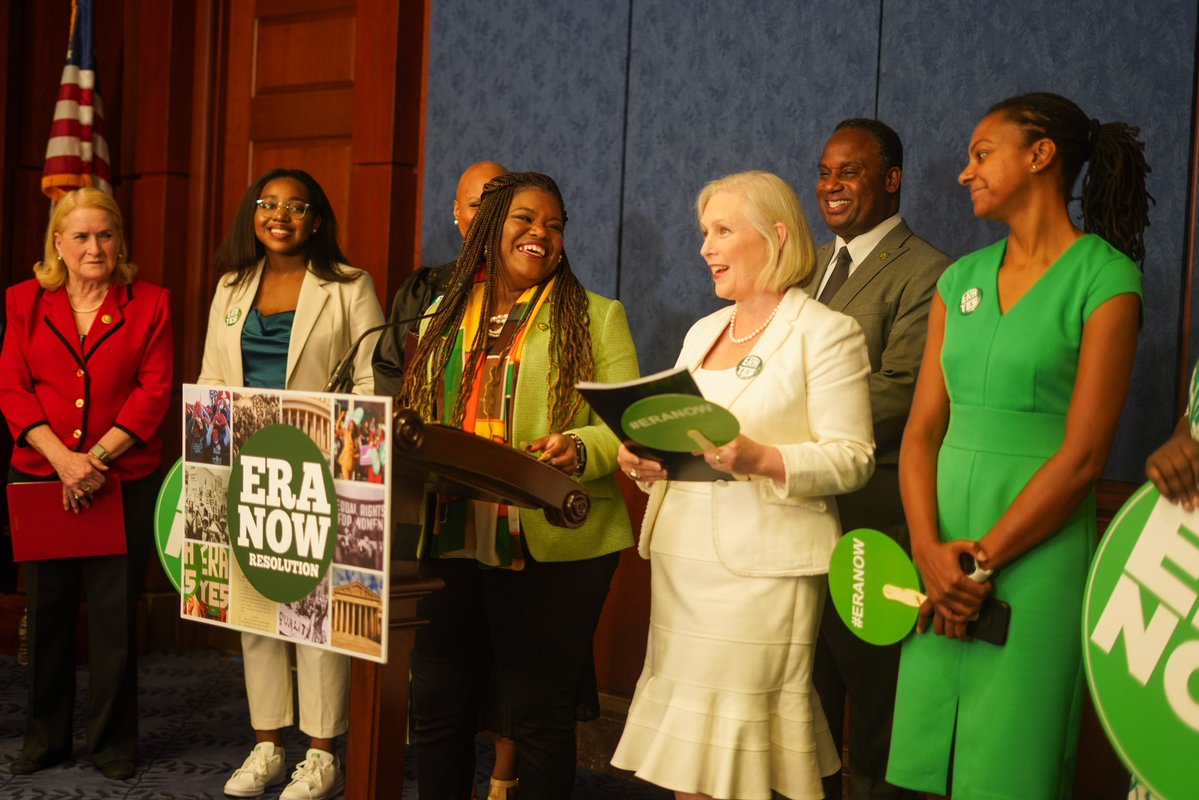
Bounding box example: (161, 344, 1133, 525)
(422, 289, 640, 562)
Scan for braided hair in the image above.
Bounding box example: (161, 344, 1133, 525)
(988, 92, 1153, 265)
(401, 171, 596, 431)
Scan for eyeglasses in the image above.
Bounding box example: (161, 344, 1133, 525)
(255, 199, 311, 218)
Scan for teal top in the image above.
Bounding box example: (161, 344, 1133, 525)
(241, 308, 293, 389)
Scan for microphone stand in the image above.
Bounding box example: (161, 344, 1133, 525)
(323, 310, 438, 394)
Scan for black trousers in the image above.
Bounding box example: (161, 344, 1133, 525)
(411, 548, 619, 800)
(15, 469, 156, 767)
(814, 465, 920, 800)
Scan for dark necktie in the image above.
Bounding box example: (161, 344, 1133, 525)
(817, 246, 852, 305)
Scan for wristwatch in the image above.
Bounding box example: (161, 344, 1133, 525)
(959, 552, 993, 583)
(565, 433, 586, 477)
(88, 443, 111, 464)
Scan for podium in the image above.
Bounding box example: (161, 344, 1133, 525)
(344, 409, 591, 798)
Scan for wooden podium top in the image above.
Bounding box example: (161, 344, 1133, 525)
(390, 408, 591, 529)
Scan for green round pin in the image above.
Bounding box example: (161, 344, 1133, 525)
(226, 424, 338, 603)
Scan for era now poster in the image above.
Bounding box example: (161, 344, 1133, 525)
(1084, 483, 1199, 800)
(181, 385, 391, 663)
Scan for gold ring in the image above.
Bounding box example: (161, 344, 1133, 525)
(74, 492, 83, 500)
(629, 470, 641, 481)
(715, 453, 723, 465)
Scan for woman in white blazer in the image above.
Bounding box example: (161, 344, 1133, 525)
(198, 169, 384, 800)
(610, 171, 874, 800)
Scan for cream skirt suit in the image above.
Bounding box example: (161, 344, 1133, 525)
(612, 286, 874, 800)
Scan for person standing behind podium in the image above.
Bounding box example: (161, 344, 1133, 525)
(373, 160, 532, 799)
(807, 118, 950, 800)
(611, 171, 874, 800)
(373, 160, 507, 397)
(400, 171, 638, 799)
(0, 188, 173, 781)
(198, 168, 384, 800)
(888, 92, 1148, 798)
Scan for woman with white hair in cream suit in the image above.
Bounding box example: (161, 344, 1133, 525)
(611, 170, 875, 800)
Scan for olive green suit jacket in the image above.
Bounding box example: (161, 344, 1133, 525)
(805, 219, 951, 535)
(423, 290, 640, 562)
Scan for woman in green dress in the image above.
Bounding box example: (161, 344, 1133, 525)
(887, 93, 1152, 798)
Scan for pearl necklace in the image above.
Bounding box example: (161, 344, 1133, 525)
(727, 299, 782, 344)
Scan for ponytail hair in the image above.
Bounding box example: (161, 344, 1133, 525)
(989, 92, 1153, 265)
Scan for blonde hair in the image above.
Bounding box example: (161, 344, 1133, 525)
(695, 170, 815, 292)
(34, 188, 137, 290)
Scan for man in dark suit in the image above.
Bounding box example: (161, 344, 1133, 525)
(807, 118, 951, 800)
(372, 160, 507, 398)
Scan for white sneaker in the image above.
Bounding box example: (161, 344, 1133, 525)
(224, 742, 287, 797)
(280, 748, 342, 800)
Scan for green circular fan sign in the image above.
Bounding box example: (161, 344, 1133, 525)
(227, 424, 338, 603)
(1084, 482, 1199, 800)
(828, 528, 922, 646)
(622, 393, 739, 452)
(153, 458, 185, 593)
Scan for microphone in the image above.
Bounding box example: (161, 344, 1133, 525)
(323, 310, 438, 394)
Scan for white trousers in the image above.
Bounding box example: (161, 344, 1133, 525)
(242, 632, 349, 738)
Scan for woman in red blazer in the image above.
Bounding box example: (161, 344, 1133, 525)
(0, 188, 173, 781)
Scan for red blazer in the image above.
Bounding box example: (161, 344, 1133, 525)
(0, 277, 174, 479)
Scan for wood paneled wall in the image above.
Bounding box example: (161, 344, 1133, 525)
(0, 0, 429, 648)
(0, 0, 426, 381)
(206, 0, 426, 383)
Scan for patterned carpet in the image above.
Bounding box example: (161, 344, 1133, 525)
(0, 650, 670, 799)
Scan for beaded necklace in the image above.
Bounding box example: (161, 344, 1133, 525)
(727, 298, 783, 344)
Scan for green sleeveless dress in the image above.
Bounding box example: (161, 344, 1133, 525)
(887, 235, 1142, 799)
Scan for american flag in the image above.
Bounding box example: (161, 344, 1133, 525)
(41, 0, 112, 200)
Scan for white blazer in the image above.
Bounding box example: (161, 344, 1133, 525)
(198, 262, 385, 394)
(638, 286, 875, 577)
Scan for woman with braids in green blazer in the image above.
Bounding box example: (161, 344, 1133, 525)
(400, 171, 639, 800)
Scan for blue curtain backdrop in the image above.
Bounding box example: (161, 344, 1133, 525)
(422, 0, 1197, 482)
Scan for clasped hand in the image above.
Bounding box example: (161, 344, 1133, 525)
(913, 539, 992, 640)
(55, 450, 109, 513)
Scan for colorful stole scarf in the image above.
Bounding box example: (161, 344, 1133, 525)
(431, 275, 556, 569)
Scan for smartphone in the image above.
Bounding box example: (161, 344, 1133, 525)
(967, 597, 1011, 646)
